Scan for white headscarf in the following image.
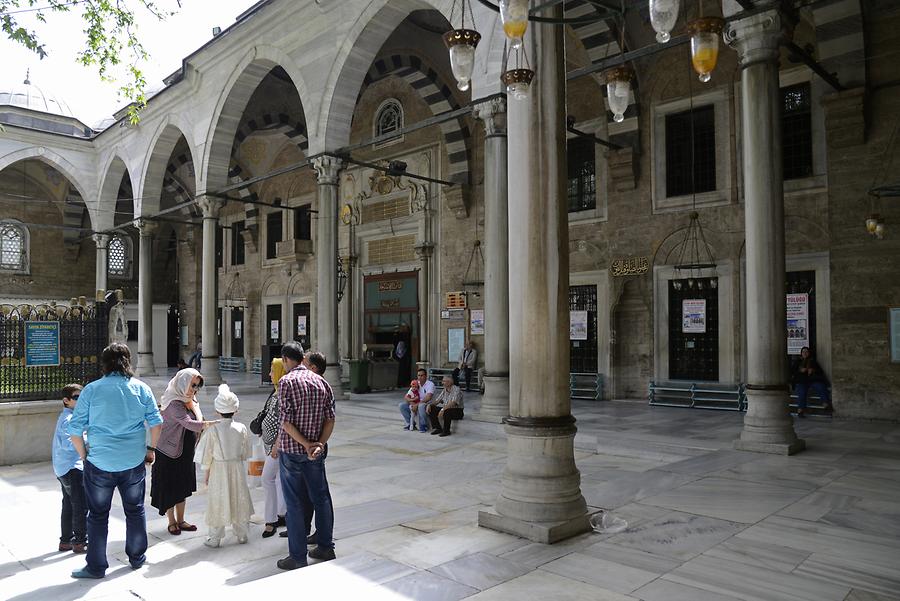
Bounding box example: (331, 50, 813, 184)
(159, 368, 202, 411)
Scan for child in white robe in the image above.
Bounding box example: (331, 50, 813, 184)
(195, 384, 254, 547)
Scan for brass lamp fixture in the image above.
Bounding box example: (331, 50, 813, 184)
(604, 66, 632, 123)
(444, 0, 481, 91)
(688, 16, 724, 83)
(499, 0, 529, 49)
(649, 0, 680, 43)
(502, 43, 535, 100)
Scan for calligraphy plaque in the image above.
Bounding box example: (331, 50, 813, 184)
(611, 256, 649, 277)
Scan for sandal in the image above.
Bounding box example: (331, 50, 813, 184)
(178, 521, 198, 532)
(167, 524, 181, 536)
(262, 523, 277, 539)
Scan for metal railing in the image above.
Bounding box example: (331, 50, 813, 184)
(648, 381, 746, 411)
(570, 372, 604, 400)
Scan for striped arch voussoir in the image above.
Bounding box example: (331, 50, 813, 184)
(163, 153, 200, 218)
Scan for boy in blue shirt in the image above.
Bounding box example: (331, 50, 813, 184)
(53, 383, 86, 553)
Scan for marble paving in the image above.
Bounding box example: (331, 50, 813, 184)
(2, 372, 899, 600)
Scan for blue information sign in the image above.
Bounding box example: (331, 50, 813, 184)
(25, 321, 61, 367)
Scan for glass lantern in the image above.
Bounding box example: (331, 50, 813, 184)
(649, 0, 679, 44)
(875, 218, 886, 239)
(604, 67, 632, 123)
(866, 214, 880, 234)
(443, 28, 481, 92)
(500, 0, 529, 49)
(501, 68, 535, 100)
(688, 17, 724, 83)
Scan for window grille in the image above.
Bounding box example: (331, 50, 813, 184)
(374, 100, 403, 144)
(231, 221, 245, 266)
(781, 82, 813, 180)
(107, 235, 128, 278)
(267, 211, 282, 259)
(665, 105, 716, 197)
(567, 138, 596, 213)
(0, 222, 26, 271)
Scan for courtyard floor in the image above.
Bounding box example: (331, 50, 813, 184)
(1, 371, 899, 600)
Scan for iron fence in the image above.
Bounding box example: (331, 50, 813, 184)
(0, 297, 115, 402)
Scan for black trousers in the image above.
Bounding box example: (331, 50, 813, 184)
(58, 468, 87, 544)
(427, 405, 464, 434)
(452, 367, 473, 390)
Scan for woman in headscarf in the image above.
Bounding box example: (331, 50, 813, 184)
(259, 358, 287, 537)
(150, 368, 216, 535)
(394, 338, 412, 388)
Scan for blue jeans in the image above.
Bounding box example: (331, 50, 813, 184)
(82, 460, 148, 576)
(279, 450, 334, 565)
(795, 381, 831, 409)
(58, 468, 87, 544)
(399, 401, 428, 431)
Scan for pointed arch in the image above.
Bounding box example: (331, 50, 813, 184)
(138, 119, 198, 218)
(97, 155, 134, 231)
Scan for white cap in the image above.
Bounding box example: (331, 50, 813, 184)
(213, 383, 239, 414)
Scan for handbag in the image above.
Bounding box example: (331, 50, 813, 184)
(249, 392, 273, 436)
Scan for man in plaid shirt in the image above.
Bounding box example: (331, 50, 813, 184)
(275, 341, 336, 570)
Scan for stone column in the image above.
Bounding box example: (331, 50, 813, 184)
(473, 97, 510, 422)
(414, 242, 434, 367)
(93, 233, 109, 298)
(725, 3, 804, 454)
(478, 5, 590, 543)
(339, 254, 356, 363)
(313, 157, 344, 397)
(198, 196, 225, 386)
(135, 220, 157, 377)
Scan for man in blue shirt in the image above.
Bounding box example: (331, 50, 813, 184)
(67, 343, 163, 579)
(52, 383, 86, 553)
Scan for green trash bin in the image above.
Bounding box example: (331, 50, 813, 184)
(349, 359, 370, 393)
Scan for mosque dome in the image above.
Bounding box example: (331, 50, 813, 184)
(0, 71, 74, 117)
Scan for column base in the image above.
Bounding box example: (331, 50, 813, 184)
(477, 507, 591, 544)
(474, 375, 509, 422)
(736, 387, 805, 455)
(324, 364, 347, 400)
(135, 352, 157, 377)
(201, 357, 222, 386)
(734, 437, 806, 455)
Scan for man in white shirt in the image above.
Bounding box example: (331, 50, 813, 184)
(398, 368, 435, 432)
(454, 341, 478, 391)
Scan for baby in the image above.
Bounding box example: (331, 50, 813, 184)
(404, 379, 421, 429)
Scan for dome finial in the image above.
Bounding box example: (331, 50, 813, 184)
(24, 69, 30, 85)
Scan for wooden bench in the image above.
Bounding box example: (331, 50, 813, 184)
(649, 381, 745, 411)
(218, 357, 246, 372)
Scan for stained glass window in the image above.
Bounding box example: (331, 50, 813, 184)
(108, 235, 128, 277)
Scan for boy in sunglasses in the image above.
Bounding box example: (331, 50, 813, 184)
(52, 383, 87, 553)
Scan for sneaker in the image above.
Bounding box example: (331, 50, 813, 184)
(71, 567, 104, 579)
(129, 555, 146, 570)
(72, 543, 87, 554)
(277, 556, 307, 570)
(308, 547, 336, 562)
(430, 429, 441, 435)
(279, 530, 288, 538)
(439, 432, 451, 437)
(203, 538, 220, 548)
(58, 542, 73, 552)
(307, 532, 317, 545)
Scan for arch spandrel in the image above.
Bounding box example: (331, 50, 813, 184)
(138, 119, 198, 218)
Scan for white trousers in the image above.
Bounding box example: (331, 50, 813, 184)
(208, 521, 248, 543)
(262, 453, 286, 523)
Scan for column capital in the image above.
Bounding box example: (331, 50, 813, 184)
(197, 195, 226, 219)
(414, 241, 435, 260)
(134, 219, 158, 236)
(473, 97, 507, 136)
(92, 233, 110, 248)
(312, 156, 344, 185)
(724, 6, 794, 66)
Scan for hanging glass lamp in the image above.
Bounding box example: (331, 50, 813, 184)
(444, 28, 481, 91)
(604, 67, 632, 123)
(499, 0, 529, 49)
(502, 67, 534, 100)
(649, 0, 679, 44)
(688, 17, 724, 83)
(866, 214, 880, 235)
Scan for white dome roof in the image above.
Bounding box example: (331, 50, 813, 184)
(0, 73, 74, 117)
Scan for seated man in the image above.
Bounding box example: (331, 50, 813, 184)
(398, 368, 434, 432)
(426, 376, 464, 437)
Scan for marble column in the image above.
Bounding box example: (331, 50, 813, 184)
(414, 242, 434, 367)
(93, 233, 109, 299)
(198, 196, 225, 386)
(135, 221, 157, 377)
(478, 5, 590, 543)
(473, 97, 510, 422)
(725, 3, 804, 454)
(339, 254, 357, 364)
(313, 157, 344, 397)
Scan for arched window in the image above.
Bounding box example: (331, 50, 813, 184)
(374, 99, 404, 147)
(107, 234, 131, 279)
(0, 220, 28, 273)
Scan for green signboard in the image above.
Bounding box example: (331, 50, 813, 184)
(25, 321, 61, 367)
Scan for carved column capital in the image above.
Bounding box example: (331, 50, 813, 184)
(313, 156, 344, 185)
(197, 195, 226, 219)
(92, 233, 110, 248)
(134, 219, 158, 237)
(414, 242, 435, 260)
(473, 97, 507, 136)
(724, 7, 793, 66)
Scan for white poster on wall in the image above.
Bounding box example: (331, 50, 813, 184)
(270, 320, 280, 341)
(234, 321, 242, 339)
(448, 328, 465, 363)
(470, 309, 484, 335)
(297, 316, 307, 337)
(682, 299, 707, 333)
(570, 310, 588, 340)
(786, 293, 809, 355)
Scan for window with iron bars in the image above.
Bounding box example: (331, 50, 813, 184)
(107, 235, 129, 278)
(665, 105, 716, 198)
(0, 222, 26, 272)
(567, 137, 596, 213)
(781, 82, 813, 180)
(231, 221, 245, 266)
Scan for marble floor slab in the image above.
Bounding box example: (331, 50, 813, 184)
(580, 469, 699, 510)
(605, 511, 745, 561)
(463, 570, 638, 601)
(381, 570, 478, 601)
(793, 553, 900, 598)
(332, 498, 440, 539)
(709, 457, 849, 491)
(540, 551, 661, 594)
(777, 491, 862, 522)
(634, 579, 745, 601)
(581, 540, 683, 574)
(497, 532, 597, 569)
(639, 477, 810, 524)
(660, 450, 759, 476)
(382, 525, 522, 570)
(699, 536, 812, 573)
(429, 552, 531, 591)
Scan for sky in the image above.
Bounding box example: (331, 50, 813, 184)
(0, 0, 259, 126)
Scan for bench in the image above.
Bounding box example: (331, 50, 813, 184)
(571, 372, 604, 401)
(218, 357, 246, 372)
(789, 386, 832, 415)
(249, 358, 262, 374)
(649, 381, 745, 411)
(427, 367, 483, 393)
